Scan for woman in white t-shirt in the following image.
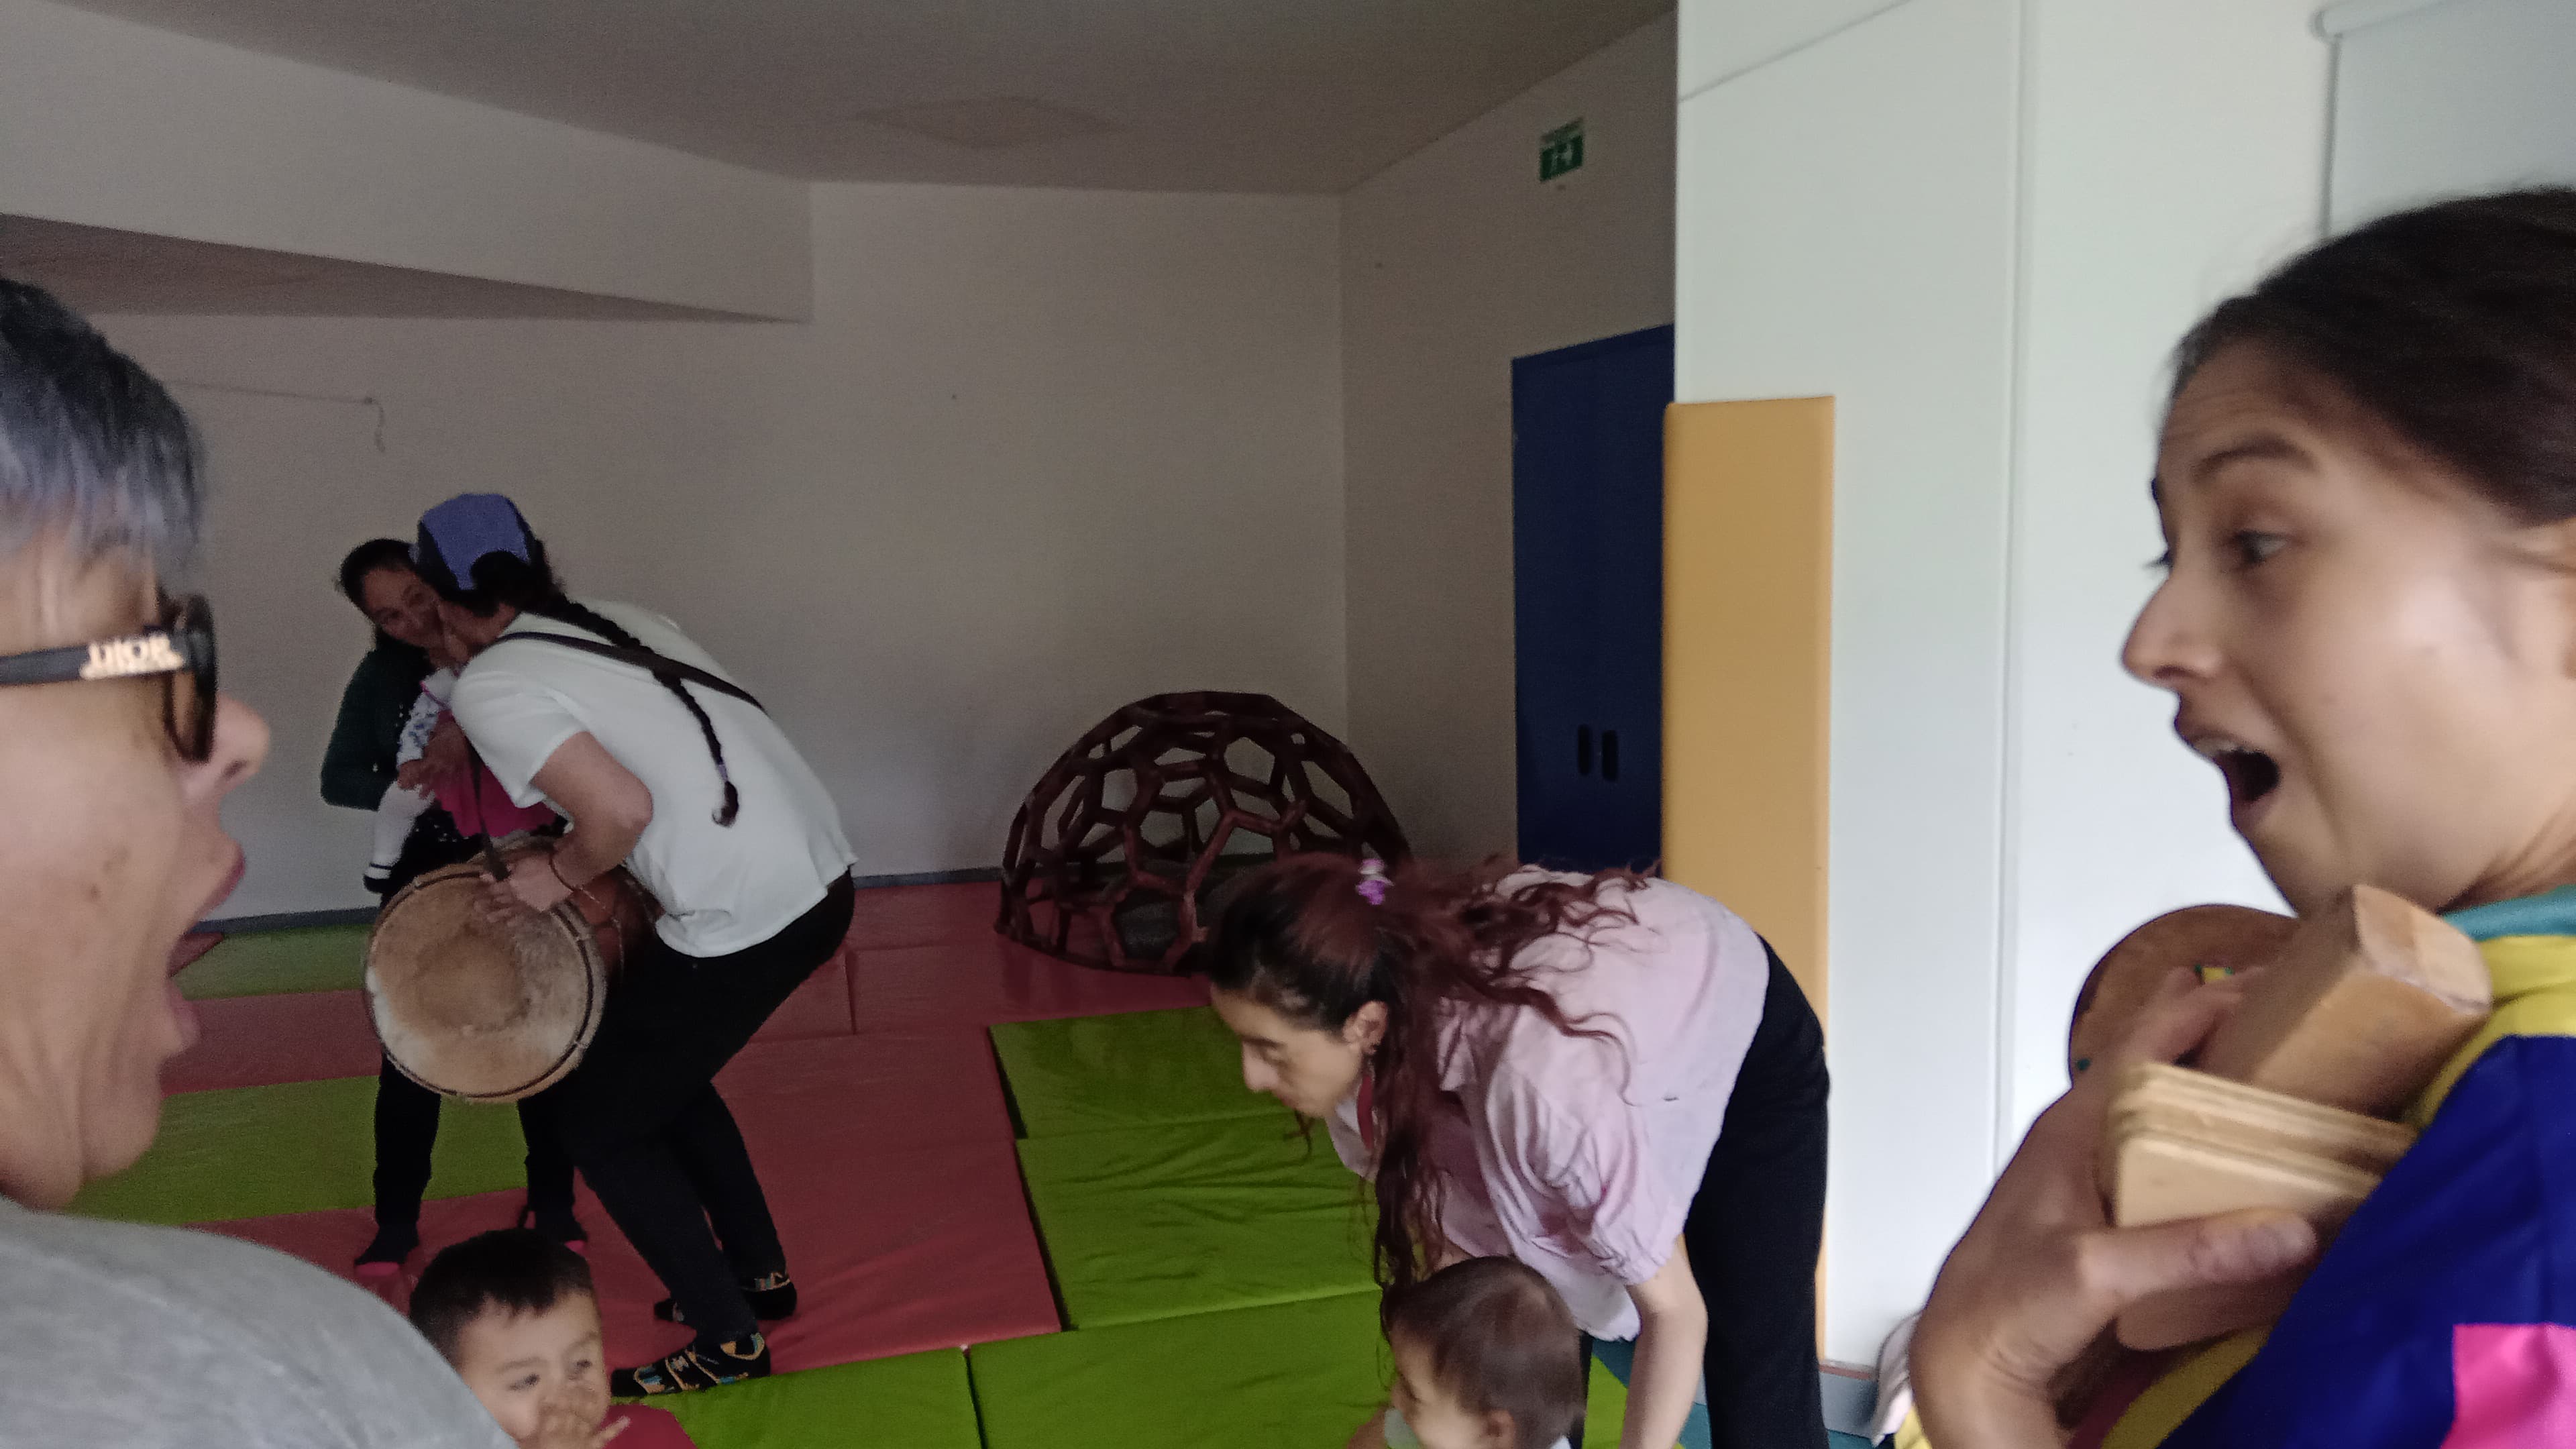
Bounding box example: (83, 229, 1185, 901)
(410, 492, 857, 1400)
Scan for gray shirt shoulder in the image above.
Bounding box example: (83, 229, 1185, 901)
(0, 1202, 511, 1449)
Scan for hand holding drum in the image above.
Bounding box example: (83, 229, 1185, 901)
(362, 835, 657, 1103)
(2068, 886, 2491, 1349)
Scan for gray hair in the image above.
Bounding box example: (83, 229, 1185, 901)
(0, 278, 201, 572)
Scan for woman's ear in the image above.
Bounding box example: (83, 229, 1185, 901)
(1476, 1409, 1518, 1449)
(1346, 1000, 1390, 1055)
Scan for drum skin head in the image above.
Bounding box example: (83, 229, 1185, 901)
(2068, 904, 2297, 1080)
(366, 861, 608, 1102)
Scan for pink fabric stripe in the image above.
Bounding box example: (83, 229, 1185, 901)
(2445, 1324, 2576, 1447)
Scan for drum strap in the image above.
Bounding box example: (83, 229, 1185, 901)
(496, 633, 767, 713)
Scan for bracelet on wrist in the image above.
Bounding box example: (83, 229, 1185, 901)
(547, 852, 580, 894)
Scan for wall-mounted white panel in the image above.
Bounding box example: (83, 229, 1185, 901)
(1676, 0, 2017, 1364)
(1678, 0, 1915, 99)
(2329, 0, 2576, 228)
(2002, 0, 2324, 1144)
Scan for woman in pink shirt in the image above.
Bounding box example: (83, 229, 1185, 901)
(1205, 854, 1827, 1449)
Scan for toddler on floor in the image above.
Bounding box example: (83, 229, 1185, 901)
(1352, 1257, 1588, 1449)
(413, 1229, 696, 1449)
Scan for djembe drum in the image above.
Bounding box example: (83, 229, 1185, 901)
(364, 835, 657, 1102)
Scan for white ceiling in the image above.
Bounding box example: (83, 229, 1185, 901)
(51, 0, 1674, 193)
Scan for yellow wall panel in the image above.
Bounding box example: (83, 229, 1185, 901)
(1662, 397, 1833, 1023)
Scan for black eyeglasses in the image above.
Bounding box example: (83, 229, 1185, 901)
(0, 594, 217, 761)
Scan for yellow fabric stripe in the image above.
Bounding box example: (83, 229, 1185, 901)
(2100, 1332, 2267, 1449)
(2404, 934, 2576, 1128)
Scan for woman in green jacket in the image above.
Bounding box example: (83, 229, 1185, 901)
(323, 538, 578, 1273)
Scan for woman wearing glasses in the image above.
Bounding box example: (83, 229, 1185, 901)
(0, 278, 510, 1444)
(322, 537, 584, 1278)
(412, 492, 856, 1399)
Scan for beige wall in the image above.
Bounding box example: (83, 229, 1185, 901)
(109, 182, 1346, 918)
(0, 0, 808, 319)
(1340, 17, 1676, 863)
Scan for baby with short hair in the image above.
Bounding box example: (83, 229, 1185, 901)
(1353, 1257, 1589, 1449)
(411, 1229, 694, 1449)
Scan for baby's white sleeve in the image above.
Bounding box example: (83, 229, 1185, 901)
(394, 687, 446, 767)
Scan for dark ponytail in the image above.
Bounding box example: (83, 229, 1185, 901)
(2176, 187, 2576, 525)
(1203, 853, 1636, 1318)
(423, 537, 742, 827)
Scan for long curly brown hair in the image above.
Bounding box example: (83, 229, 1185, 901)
(1201, 852, 1640, 1316)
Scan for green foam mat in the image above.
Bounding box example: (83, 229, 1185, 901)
(177, 924, 370, 1000)
(663, 1349, 979, 1449)
(971, 1291, 1387, 1447)
(69, 1075, 527, 1225)
(1588, 1354, 1633, 1442)
(987, 1006, 1283, 1138)
(1015, 1113, 1375, 1328)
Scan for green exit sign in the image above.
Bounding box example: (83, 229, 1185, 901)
(1540, 119, 1585, 182)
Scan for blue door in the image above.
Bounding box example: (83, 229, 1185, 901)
(1513, 325, 1672, 874)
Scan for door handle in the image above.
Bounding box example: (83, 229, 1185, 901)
(1576, 725, 1594, 777)
(1602, 729, 1620, 783)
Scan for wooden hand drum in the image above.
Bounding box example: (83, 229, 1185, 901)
(364, 838, 657, 1103)
(2074, 885, 2491, 1350)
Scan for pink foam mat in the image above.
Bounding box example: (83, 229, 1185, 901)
(163, 959, 857, 1094)
(203, 1031, 1058, 1370)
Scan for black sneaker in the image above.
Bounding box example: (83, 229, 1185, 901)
(519, 1203, 588, 1255)
(653, 1271, 796, 1328)
(354, 1222, 419, 1278)
(610, 1332, 770, 1398)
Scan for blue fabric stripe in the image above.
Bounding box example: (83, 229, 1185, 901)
(2446, 884, 2576, 942)
(2165, 1034, 2576, 1445)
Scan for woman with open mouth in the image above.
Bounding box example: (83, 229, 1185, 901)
(1913, 189, 2576, 1446)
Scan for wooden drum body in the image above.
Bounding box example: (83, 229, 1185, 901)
(364, 839, 657, 1102)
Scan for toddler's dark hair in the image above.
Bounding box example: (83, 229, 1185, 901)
(409, 1228, 595, 1362)
(1387, 1257, 1586, 1449)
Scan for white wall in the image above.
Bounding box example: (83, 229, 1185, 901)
(0, 0, 808, 320)
(1342, 17, 1676, 863)
(2001, 1, 2324, 1142)
(2328, 0, 2576, 228)
(1676, 0, 2021, 1364)
(109, 184, 1346, 918)
(1674, 0, 2325, 1364)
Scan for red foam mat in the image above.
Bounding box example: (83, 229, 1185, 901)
(847, 881, 1002, 951)
(168, 991, 383, 1093)
(203, 1031, 1057, 1370)
(164, 959, 856, 1093)
(850, 936, 1204, 1030)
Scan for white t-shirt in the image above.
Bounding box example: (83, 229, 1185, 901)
(451, 600, 854, 957)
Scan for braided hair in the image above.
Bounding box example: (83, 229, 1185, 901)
(415, 527, 742, 826)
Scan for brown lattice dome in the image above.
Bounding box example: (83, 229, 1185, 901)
(998, 692, 1409, 973)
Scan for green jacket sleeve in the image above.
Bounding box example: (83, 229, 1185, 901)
(319, 649, 419, 810)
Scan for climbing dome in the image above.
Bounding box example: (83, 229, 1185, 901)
(998, 692, 1409, 974)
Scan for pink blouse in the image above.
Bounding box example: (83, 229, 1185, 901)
(1326, 873, 1772, 1338)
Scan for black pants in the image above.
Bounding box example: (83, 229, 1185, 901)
(1686, 943, 1829, 1448)
(373, 1059, 577, 1229)
(370, 809, 578, 1232)
(537, 875, 855, 1346)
